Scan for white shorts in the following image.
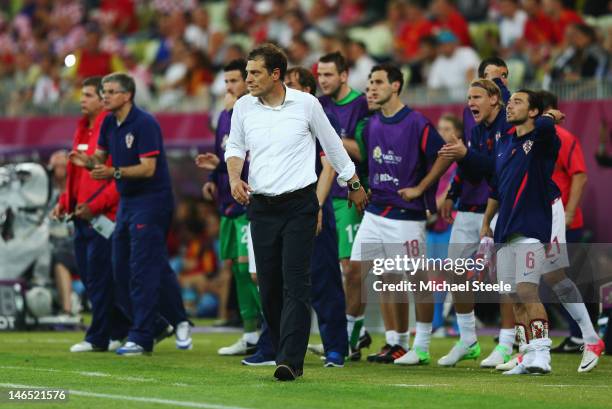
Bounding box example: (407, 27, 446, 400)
(448, 211, 484, 260)
(497, 236, 546, 293)
(540, 198, 570, 274)
(247, 222, 256, 273)
(350, 211, 426, 265)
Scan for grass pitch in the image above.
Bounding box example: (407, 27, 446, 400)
(0, 326, 609, 409)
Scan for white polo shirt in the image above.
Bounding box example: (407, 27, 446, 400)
(224, 86, 356, 196)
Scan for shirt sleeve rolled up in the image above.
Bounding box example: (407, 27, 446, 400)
(308, 96, 355, 185)
(224, 101, 247, 161)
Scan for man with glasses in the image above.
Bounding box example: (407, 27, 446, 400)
(69, 73, 190, 355)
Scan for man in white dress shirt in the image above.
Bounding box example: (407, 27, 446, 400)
(225, 44, 367, 381)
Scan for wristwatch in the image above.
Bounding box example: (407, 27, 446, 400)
(348, 180, 361, 192)
(113, 167, 122, 180)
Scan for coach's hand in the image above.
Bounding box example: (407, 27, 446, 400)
(230, 178, 252, 205)
(50, 202, 65, 220)
(348, 187, 368, 212)
(202, 181, 217, 201)
(398, 186, 423, 202)
(68, 151, 91, 168)
(440, 198, 455, 224)
(75, 203, 94, 221)
(195, 153, 220, 171)
(90, 164, 113, 180)
(438, 140, 467, 161)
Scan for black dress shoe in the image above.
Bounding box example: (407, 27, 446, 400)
(274, 364, 299, 381)
(551, 336, 584, 353)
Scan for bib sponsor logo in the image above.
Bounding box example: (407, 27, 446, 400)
(373, 146, 402, 165)
(125, 133, 135, 149)
(373, 173, 399, 186)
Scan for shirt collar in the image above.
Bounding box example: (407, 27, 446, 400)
(116, 104, 138, 127)
(253, 85, 296, 110)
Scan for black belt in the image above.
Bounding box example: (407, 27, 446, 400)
(252, 184, 315, 205)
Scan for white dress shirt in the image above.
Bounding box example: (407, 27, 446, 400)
(225, 86, 356, 196)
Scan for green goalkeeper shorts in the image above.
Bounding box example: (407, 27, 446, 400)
(219, 213, 249, 261)
(332, 198, 362, 260)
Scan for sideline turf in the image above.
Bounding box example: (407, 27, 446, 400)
(0, 331, 609, 409)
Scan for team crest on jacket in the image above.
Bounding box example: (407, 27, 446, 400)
(522, 139, 533, 154)
(495, 131, 501, 141)
(125, 133, 135, 149)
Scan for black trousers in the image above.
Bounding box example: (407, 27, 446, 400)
(249, 184, 318, 371)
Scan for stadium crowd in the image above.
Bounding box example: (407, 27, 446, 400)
(1, 0, 612, 115)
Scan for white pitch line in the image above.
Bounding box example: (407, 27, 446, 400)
(0, 383, 251, 409)
(541, 384, 611, 388)
(0, 338, 76, 344)
(0, 366, 156, 384)
(391, 384, 451, 388)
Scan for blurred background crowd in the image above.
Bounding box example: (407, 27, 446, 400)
(1, 0, 612, 117)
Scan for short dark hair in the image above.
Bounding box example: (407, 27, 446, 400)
(82, 76, 102, 95)
(420, 34, 438, 48)
(291, 35, 310, 49)
(574, 23, 596, 43)
(286, 67, 317, 95)
(516, 88, 543, 116)
(370, 63, 405, 94)
(478, 57, 508, 79)
(247, 43, 288, 79)
(538, 90, 558, 110)
(102, 72, 136, 102)
(440, 113, 464, 139)
(224, 58, 247, 80)
(351, 39, 367, 51)
(318, 51, 349, 74)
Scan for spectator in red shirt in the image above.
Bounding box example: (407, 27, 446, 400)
(100, 0, 139, 34)
(542, 0, 583, 45)
(396, 0, 434, 62)
(53, 76, 128, 353)
(430, 0, 472, 46)
(75, 24, 116, 81)
(522, 0, 555, 46)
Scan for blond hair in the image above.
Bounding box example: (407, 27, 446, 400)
(469, 79, 503, 108)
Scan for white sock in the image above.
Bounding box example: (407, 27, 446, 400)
(243, 331, 258, 344)
(553, 278, 600, 344)
(385, 330, 398, 346)
(498, 328, 516, 352)
(562, 304, 599, 344)
(456, 311, 477, 346)
(397, 331, 410, 350)
(413, 322, 432, 351)
(346, 314, 356, 339)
